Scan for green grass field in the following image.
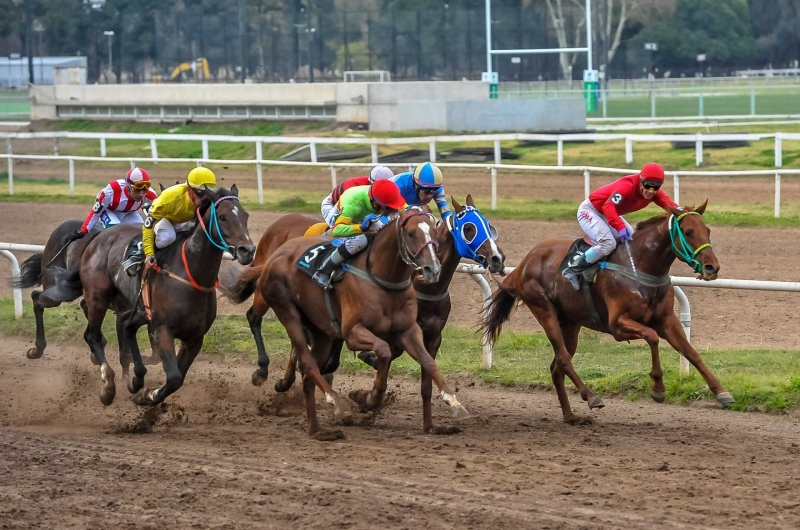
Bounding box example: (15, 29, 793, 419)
(2, 299, 799, 412)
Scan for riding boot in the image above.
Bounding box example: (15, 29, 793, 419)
(122, 243, 145, 278)
(562, 251, 591, 291)
(312, 246, 354, 290)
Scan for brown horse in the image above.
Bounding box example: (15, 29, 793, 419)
(42, 185, 255, 407)
(233, 210, 468, 438)
(220, 196, 505, 432)
(481, 201, 733, 423)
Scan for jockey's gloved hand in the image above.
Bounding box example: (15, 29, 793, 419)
(360, 213, 379, 231)
(69, 230, 86, 241)
(144, 255, 157, 270)
(617, 227, 633, 242)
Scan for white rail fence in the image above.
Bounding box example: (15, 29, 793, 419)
(3, 242, 799, 376)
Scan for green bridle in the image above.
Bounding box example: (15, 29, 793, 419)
(669, 211, 712, 274)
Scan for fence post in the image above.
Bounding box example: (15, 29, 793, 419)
(490, 167, 497, 210)
(255, 141, 264, 205)
(625, 136, 633, 164)
(650, 91, 656, 118)
(695, 133, 703, 167)
(330, 165, 337, 189)
(0, 250, 23, 319)
(5, 139, 12, 195)
(130, 160, 135, 169)
(601, 89, 607, 118)
(583, 169, 590, 198)
(53, 138, 59, 156)
(371, 143, 379, 164)
(673, 286, 692, 375)
(750, 87, 756, 116)
(309, 142, 317, 163)
(673, 173, 680, 204)
(429, 141, 436, 163)
(557, 138, 564, 166)
(150, 137, 158, 164)
(202, 139, 209, 161)
(775, 172, 781, 218)
(100, 137, 106, 157)
(69, 157, 75, 196)
(775, 133, 782, 168)
(698, 90, 703, 117)
(493, 139, 501, 165)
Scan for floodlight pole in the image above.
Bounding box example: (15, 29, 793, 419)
(585, 0, 592, 71)
(485, 0, 492, 76)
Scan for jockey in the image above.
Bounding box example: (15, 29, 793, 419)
(122, 166, 218, 277)
(70, 167, 157, 241)
(312, 179, 406, 289)
(391, 162, 452, 220)
(562, 162, 679, 289)
(321, 165, 394, 227)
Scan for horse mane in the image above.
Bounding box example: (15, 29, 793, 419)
(635, 212, 670, 231)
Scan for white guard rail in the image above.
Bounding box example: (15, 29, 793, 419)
(3, 242, 798, 377)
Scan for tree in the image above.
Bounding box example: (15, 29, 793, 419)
(0, 0, 22, 38)
(748, 0, 800, 67)
(543, 0, 585, 80)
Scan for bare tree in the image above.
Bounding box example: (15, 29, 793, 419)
(544, 0, 586, 80)
(594, 0, 640, 83)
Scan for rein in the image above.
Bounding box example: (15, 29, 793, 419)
(196, 195, 240, 253)
(149, 240, 218, 292)
(396, 209, 439, 270)
(669, 211, 712, 274)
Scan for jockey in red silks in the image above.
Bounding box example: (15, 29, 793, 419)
(562, 162, 679, 289)
(320, 165, 394, 227)
(70, 167, 158, 241)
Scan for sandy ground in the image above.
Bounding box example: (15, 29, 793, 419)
(1, 336, 799, 529)
(2, 202, 800, 350)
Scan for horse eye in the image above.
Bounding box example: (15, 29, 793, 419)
(684, 230, 693, 237)
(408, 231, 416, 239)
(219, 215, 226, 222)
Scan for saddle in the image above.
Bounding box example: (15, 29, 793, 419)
(295, 239, 348, 285)
(559, 238, 605, 287)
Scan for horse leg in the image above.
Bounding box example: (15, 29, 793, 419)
(656, 313, 733, 405)
(121, 310, 149, 395)
(82, 302, 116, 406)
(346, 323, 394, 412)
(248, 293, 271, 387)
(397, 324, 469, 427)
(115, 312, 134, 380)
(308, 334, 350, 420)
(132, 325, 182, 407)
(608, 315, 665, 403)
(176, 336, 204, 379)
(25, 290, 57, 359)
(420, 326, 443, 433)
(80, 298, 102, 366)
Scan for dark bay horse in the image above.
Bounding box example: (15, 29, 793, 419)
(234, 210, 468, 438)
(10, 220, 102, 360)
(481, 201, 733, 423)
(220, 196, 505, 432)
(42, 185, 255, 407)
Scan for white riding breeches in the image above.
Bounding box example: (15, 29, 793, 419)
(101, 209, 143, 228)
(342, 234, 368, 254)
(153, 218, 193, 249)
(321, 194, 339, 227)
(576, 199, 633, 261)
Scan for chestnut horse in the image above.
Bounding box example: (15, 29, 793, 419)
(481, 201, 733, 423)
(220, 196, 505, 432)
(42, 185, 255, 407)
(233, 210, 468, 439)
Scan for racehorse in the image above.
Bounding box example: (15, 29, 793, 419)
(42, 185, 255, 407)
(10, 220, 103, 360)
(228, 209, 468, 439)
(481, 201, 734, 423)
(219, 196, 505, 432)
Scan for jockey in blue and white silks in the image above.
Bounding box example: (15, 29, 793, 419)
(391, 162, 452, 220)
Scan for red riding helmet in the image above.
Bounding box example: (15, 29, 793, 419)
(639, 162, 665, 184)
(369, 179, 405, 210)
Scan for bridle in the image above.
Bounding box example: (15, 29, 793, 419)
(396, 209, 439, 271)
(668, 211, 712, 274)
(195, 195, 240, 253)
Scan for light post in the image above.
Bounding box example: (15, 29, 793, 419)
(103, 30, 114, 81)
(33, 21, 44, 84)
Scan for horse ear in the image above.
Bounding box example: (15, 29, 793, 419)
(466, 194, 476, 208)
(158, 182, 166, 192)
(695, 199, 708, 215)
(669, 205, 683, 217)
(451, 196, 463, 211)
(231, 184, 239, 197)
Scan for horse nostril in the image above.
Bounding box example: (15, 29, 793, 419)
(703, 263, 717, 273)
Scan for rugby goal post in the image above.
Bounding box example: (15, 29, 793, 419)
(343, 70, 391, 83)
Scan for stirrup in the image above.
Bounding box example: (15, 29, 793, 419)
(562, 267, 582, 291)
(312, 271, 333, 290)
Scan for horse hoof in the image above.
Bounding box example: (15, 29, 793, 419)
(252, 369, 268, 387)
(25, 348, 43, 360)
(432, 426, 462, 436)
(274, 377, 294, 393)
(312, 429, 345, 442)
(131, 391, 153, 407)
(357, 351, 377, 369)
(450, 404, 471, 420)
(127, 376, 144, 395)
(348, 389, 379, 411)
(587, 396, 605, 409)
(716, 392, 735, 405)
(99, 386, 116, 407)
(651, 391, 666, 403)
(333, 402, 352, 420)
(566, 415, 594, 426)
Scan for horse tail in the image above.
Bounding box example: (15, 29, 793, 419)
(9, 253, 43, 288)
(41, 267, 84, 303)
(481, 267, 522, 347)
(218, 264, 265, 304)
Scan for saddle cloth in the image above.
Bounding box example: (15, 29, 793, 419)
(295, 239, 348, 284)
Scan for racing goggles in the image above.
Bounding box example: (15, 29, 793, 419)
(415, 183, 437, 196)
(640, 180, 662, 191)
(127, 179, 150, 192)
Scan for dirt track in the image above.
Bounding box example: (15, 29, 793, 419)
(1, 336, 799, 529)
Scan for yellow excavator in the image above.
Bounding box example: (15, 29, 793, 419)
(152, 58, 211, 83)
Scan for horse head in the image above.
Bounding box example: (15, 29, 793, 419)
(396, 209, 441, 284)
(450, 195, 506, 275)
(196, 184, 256, 265)
(667, 200, 719, 281)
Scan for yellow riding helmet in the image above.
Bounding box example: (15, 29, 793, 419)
(187, 167, 218, 191)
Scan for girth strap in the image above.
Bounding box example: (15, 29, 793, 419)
(599, 262, 671, 287)
(415, 290, 450, 302)
(342, 263, 412, 291)
(582, 280, 606, 332)
(324, 289, 342, 335)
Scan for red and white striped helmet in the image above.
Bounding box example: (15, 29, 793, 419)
(125, 167, 150, 186)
